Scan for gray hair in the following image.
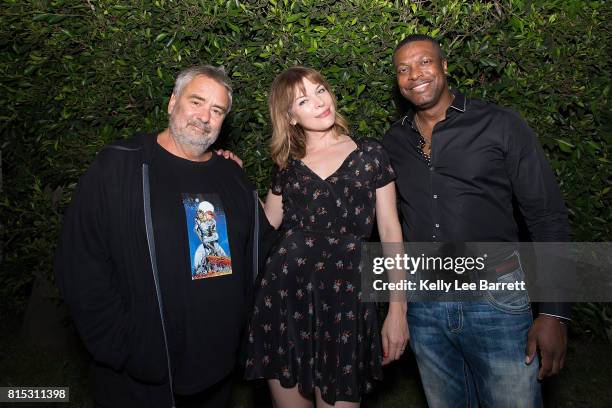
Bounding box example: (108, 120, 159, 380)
(172, 65, 233, 113)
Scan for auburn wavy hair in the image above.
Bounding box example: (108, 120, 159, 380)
(269, 67, 350, 169)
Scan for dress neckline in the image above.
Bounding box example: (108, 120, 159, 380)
(296, 138, 360, 181)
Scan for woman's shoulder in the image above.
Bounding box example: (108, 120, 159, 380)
(356, 136, 385, 152)
(270, 160, 296, 191)
(273, 159, 297, 176)
(355, 137, 388, 161)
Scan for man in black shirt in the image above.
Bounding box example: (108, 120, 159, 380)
(55, 65, 268, 407)
(383, 35, 570, 407)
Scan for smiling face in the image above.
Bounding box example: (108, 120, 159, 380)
(167, 75, 229, 153)
(290, 78, 336, 134)
(394, 40, 449, 110)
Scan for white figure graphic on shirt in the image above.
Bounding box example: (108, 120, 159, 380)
(193, 201, 226, 275)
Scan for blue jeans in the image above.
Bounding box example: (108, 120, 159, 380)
(407, 271, 542, 407)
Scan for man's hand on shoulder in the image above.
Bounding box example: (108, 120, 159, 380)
(525, 314, 568, 379)
(215, 149, 243, 168)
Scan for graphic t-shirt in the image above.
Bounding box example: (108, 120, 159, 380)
(183, 192, 232, 279)
(150, 141, 254, 394)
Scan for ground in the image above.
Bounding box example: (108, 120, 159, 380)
(1, 314, 611, 408)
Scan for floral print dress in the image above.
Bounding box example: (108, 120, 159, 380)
(245, 138, 396, 404)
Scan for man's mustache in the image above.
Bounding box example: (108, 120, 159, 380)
(187, 120, 212, 133)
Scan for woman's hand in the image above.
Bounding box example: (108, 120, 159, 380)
(381, 303, 409, 365)
(215, 149, 243, 168)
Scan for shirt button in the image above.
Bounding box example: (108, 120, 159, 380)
(433, 194, 438, 199)
(429, 167, 434, 172)
(432, 235, 437, 239)
(435, 224, 440, 228)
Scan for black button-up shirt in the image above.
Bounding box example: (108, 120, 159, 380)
(383, 92, 571, 319)
(383, 91, 570, 244)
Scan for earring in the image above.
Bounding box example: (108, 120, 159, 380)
(290, 120, 297, 126)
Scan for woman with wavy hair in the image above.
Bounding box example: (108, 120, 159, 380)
(245, 67, 408, 408)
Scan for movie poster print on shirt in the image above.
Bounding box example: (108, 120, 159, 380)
(182, 193, 232, 280)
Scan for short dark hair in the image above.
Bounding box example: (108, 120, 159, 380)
(393, 34, 446, 61)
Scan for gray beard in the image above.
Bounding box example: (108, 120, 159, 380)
(169, 121, 217, 155)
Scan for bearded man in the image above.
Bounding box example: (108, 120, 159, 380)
(55, 65, 268, 408)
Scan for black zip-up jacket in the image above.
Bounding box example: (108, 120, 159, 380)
(54, 133, 270, 387)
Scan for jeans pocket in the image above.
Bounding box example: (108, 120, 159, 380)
(484, 266, 531, 313)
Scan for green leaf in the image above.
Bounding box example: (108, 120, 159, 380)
(48, 15, 67, 24)
(555, 138, 575, 153)
(33, 14, 50, 22)
(227, 22, 241, 33)
(356, 84, 366, 97)
(155, 33, 168, 42)
(286, 14, 302, 23)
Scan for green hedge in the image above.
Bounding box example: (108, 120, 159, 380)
(1, 0, 610, 321)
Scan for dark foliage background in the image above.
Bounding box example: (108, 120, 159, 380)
(1, 0, 610, 335)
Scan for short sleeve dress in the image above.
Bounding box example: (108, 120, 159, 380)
(245, 138, 396, 404)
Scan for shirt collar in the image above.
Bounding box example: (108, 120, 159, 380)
(401, 89, 467, 127)
(449, 90, 467, 112)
